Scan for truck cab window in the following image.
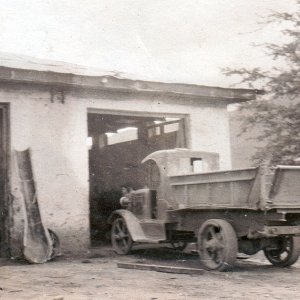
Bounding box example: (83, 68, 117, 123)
(191, 158, 203, 173)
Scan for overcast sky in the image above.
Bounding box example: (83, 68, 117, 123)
(0, 0, 297, 86)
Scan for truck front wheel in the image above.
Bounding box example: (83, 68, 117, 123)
(197, 219, 238, 271)
(111, 217, 133, 255)
(263, 236, 300, 267)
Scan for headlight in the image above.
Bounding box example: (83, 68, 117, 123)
(120, 196, 130, 206)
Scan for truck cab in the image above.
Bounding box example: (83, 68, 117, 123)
(124, 149, 220, 220)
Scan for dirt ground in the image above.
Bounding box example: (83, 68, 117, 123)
(1, 245, 300, 300)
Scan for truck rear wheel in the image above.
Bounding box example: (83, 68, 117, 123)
(197, 219, 238, 271)
(111, 217, 133, 255)
(263, 236, 300, 267)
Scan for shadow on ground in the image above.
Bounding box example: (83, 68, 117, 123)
(117, 246, 299, 275)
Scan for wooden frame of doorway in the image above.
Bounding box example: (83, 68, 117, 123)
(0, 103, 10, 257)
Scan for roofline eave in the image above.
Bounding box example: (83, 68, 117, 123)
(0, 66, 259, 103)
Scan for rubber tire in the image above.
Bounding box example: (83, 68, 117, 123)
(48, 229, 61, 259)
(111, 217, 133, 255)
(263, 236, 300, 267)
(198, 219, 238, 271)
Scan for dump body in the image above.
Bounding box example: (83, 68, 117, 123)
(169, 168, 259, 210)
(142, 149, 300, 212)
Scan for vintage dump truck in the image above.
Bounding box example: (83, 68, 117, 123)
(109, 149, 300, 271)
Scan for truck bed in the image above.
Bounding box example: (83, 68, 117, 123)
(169, 166, 300, 211)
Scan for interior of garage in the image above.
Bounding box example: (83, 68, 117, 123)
(87, 112, 186, 245)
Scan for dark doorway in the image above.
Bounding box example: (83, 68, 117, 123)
(87, 112, 186, 246)
(0, 104, 9, 257)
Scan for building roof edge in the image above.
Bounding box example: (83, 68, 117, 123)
(0, 65, 259, 103)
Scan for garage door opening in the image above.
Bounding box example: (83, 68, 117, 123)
(87, 112, 186, 246)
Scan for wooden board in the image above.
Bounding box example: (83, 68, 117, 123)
(117, 262, 204, 275)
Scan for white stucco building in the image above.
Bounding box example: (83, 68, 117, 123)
(0, 57, 257, 257)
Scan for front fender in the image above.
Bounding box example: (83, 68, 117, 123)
(108, 209, 147, 242)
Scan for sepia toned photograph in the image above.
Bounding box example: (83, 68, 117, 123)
(0, 1, 300, 299)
